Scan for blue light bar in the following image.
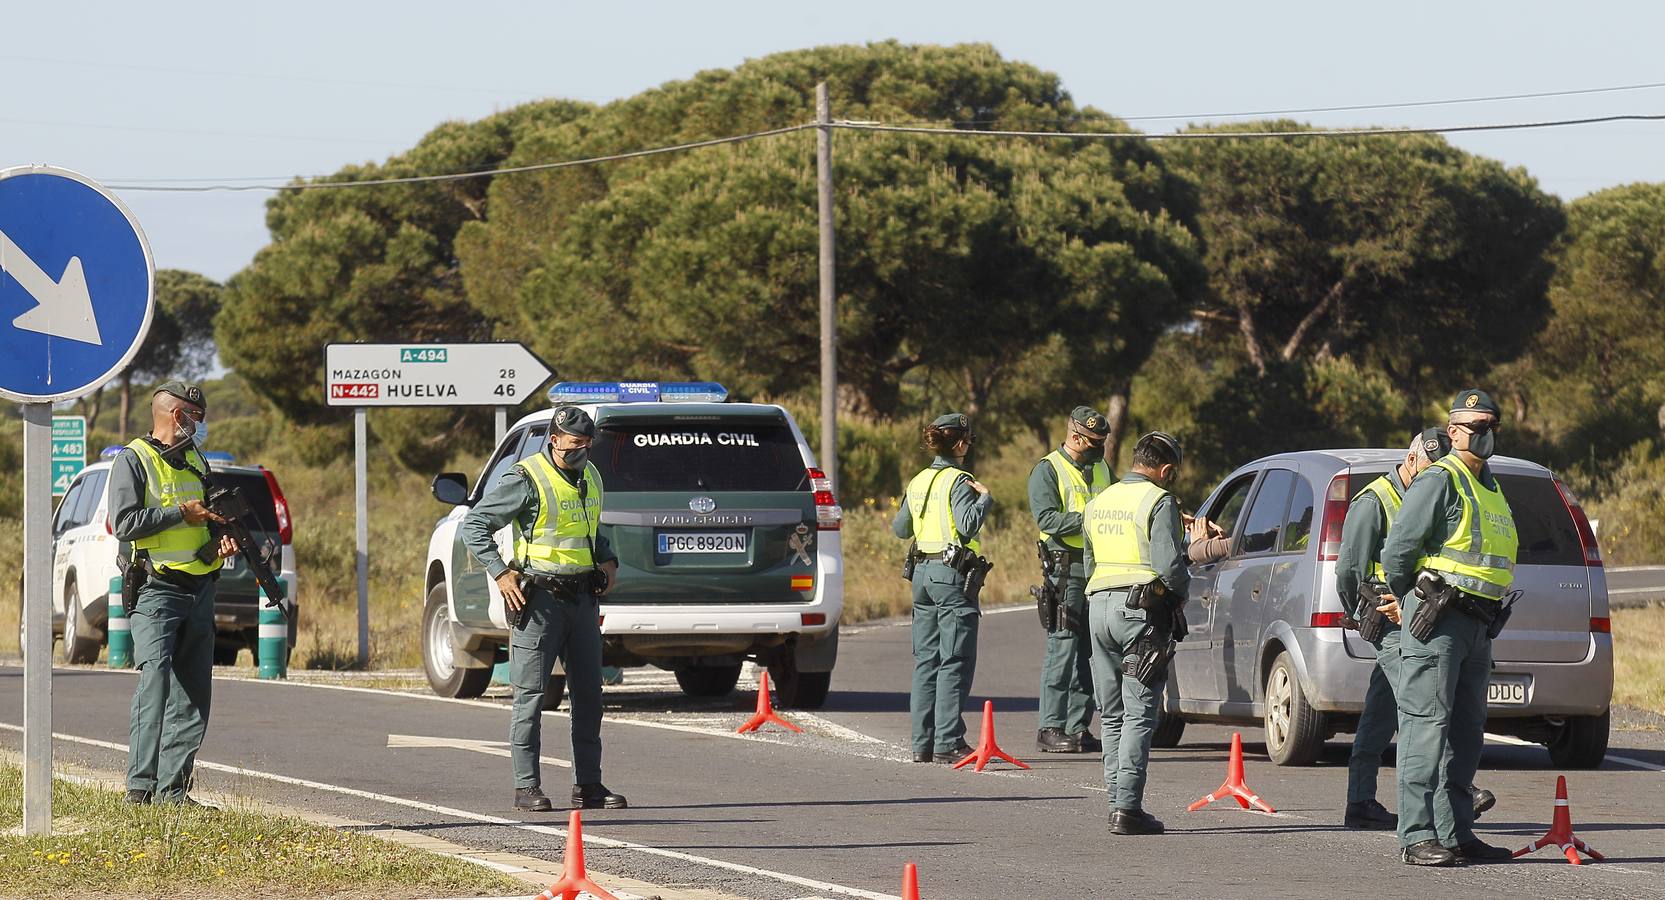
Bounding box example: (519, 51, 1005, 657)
(547, 381, 729, 404)
(201, 451, 237, 464)
(99, 445, 125, 460)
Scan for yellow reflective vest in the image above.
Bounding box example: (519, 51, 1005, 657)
(126, 439, 223, 576)
(1040, 450, 1112, 549)
(1355, 474, 1404, 583)
(1085, 479, 1168, 593)
(906, 465, 981, 554)
(1416, 457, 1519, 600)
(514, 451, 603, 576)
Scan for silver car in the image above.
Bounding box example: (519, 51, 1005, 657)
(1156, 450, 1612, 768)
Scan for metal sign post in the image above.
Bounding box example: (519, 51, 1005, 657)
(323, 342, 552, 666)
(1, 165, 156, 835)
(815, 82, 839, 493)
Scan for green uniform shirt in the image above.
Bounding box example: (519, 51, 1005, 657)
(891, 456, 993, 542)
(1380, 459, 1500, 599)
(1334, 466, 1411, 608)
(1027, 449, 1096, 558)
(461, 454, 618, 580)
(1082, 472, 1190, 597)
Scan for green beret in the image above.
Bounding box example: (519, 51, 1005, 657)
(1418, 427, 1451, 461)
(930, 412, 970, 430)
(153, 380, 206, 412)
(551, 405, 596, 438)
(1069, 406, 1110, 438)
(1450, 389, 1500, 417)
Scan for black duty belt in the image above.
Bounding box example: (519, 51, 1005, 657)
(1454, 592, 1501, 625)
(522, 573, 588, 594)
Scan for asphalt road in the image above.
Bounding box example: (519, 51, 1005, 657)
(1606, 565, 1665, 608)
(4, 606, 1665, 900)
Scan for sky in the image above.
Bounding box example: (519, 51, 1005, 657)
(5, 1, 1664, 283)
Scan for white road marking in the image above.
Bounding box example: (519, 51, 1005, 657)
(0, 722, 900, 900)
(1607, 587, 1665, 596)
(1486, 732, 1664, 772)
(1605, 565, 1665, 573)
(386, 733, 570, 768)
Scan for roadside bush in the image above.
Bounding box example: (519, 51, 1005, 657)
(1586, 443, 1665, 566)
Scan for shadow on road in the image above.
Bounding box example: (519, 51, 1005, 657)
(646, 794, 1080, 811)
(817, 690, 1040, 713)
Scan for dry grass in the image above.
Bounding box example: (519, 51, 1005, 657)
(0, 762, 520, 899)
(1613, 604, 1665, 715)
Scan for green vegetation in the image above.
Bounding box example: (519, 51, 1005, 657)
(0, 762, 521, 899)
(1613, 605, 1665, 716)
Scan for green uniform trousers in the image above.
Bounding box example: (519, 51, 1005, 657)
(1038, 569, 1095, 735)
(127, 574, 216, 801)
(1347, 629, 1401, 804)
(1396, 592, 1491, 848)
(910, 560, 979, 754)
(1088, 591, 1161, 811)
(509, 584, 604, 788)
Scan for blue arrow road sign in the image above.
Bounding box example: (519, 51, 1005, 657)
(0, 165, 154, 402)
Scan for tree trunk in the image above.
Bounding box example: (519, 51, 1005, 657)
(1103, 379, 1131, 469)
(1236, 305, 1266, 375)
(83, 385, 104, 434)
(1281, 280, 1344, 362)
(119, 373, 133, 437)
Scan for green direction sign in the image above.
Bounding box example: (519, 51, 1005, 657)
(51, 415, 87, 497)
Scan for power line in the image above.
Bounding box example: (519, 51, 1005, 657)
(104, 112, 1665, 193)
(0, 115, 397, 146)
(1116, 78, 1665, 121)
(0, 53, 545, 98)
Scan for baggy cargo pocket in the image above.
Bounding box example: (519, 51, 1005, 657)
(1397, 649, 1447, 719)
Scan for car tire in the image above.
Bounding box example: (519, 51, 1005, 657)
(422, 582, 490, 699)
(63, 582, 103, 665)
(674, 664, 743, 698)
(543, 674, 567, 711)
(791, 671, 832, 710)
(766, 657, 831, 710)
(213, 643, 243, 667)
(1150, 682, 1186, 748)
(1548, 711, 1610, 769)
(1263, 651, 1325, 766)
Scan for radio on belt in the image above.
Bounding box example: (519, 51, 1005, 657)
(547, 381, 730, 404)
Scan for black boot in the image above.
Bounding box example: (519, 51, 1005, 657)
(933, 741, 973, 764)
(1072, 732, 1103, 753)
(1109, 808, 1165, 835)
(1400, 840, 1457, 867)
(1471, 786, 1497, 820)
(514, 787, 553, 812)
(572, 783, 629, 810)
(124, 789, 152, 805)
(1344, 799, 1397, 831)
(1452, 838, 1512, 863)
(912, 749, 935, 763)
(1036, 728, 1081, 753)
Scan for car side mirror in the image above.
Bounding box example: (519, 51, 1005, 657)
(431, 473, 470, 506)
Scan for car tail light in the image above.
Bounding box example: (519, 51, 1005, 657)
(1316, 472, 1352, 562)
(791, 575, 815, 592)
(598, 616, 605, 628)
(261, 467, 293, 545)
(808, 467, 841, 531)
(1553, 478, 1602, 567)
(1310, 612, 1347, 628)
(1590, 617, 1610, 634)
(800, 613, 827, 626)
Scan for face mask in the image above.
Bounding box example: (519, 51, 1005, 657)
(555, 446, 589, 469)
(1470, 429, 1496, 460)
(1077, 445, 1104, 466)
(177, 414, 207, 449)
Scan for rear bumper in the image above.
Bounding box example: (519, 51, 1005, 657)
(1296, 627, 1612, 720)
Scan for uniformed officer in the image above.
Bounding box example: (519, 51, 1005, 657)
(1336, 428, 1450, 830)
(461, 406, 627, 812)
(1381, 390, 1519, 866)
(1082, 431, 1188, 835)
(893, 413, 992, 764)
(1028, 406, 1113, 754)
(109, 381, 238, 806)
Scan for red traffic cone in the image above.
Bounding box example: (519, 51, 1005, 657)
(1187, 731, 1276, 814)
(534, 810, 620, 900)
(953, 701, 1031, 771)
(901, 861, 920, 899)
(1513, 775, 1605, 865)
(736, 670, 803, 734)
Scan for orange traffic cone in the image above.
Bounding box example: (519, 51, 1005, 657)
(901, 861, 920, 899)
(533, 810, 620, 900)
(1187, 731, 1276, 814)
(1514, 775, 1605, 865)
(952, 701, 1031, 771)
(736, 670, 803, 734)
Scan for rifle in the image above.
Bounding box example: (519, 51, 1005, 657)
(170, 442, 293, 621)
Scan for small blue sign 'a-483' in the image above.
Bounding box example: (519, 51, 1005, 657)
(0, 165, 155, 403)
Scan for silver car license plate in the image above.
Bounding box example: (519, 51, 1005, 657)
(658, 532, 747, 554)
(1487, 675, 1530, 705)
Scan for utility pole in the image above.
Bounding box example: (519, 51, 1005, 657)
(815, 81, 839, 492)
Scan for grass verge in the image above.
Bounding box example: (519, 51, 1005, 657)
(0, 762, 521, 900)
(1613, 603, 1665, 716)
